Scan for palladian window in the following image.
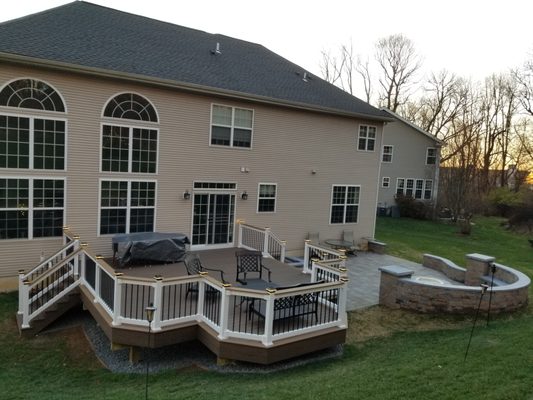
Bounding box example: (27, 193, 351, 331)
(101, 93, 158, 173)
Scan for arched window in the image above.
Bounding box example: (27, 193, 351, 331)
(0, 79, 65, 112)
(103, 93, 157, 122)
(101, 93, 158, 174)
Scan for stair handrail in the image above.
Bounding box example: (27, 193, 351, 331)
(237, 221, 286, 261)
(21, 232, 80, 281)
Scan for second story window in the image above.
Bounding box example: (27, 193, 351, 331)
(426, 147, 437, 165)
(358, 125, 376, 151)
(211, 104, 253, 148)
(102, 93, 158, 173)
(382, 145, 393, 162)
(257, 183, 277, 213)
(0, 79, 66, 171)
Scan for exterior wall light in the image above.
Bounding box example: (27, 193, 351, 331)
(183, 190, 191, 200)
(241, 191, 248, 200)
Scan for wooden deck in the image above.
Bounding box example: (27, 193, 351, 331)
(19, 237, 348, 365)
(111, 247, 310, 287)
(79, 248, 347, 364)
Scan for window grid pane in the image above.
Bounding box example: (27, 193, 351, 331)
(33, 179, 64, 208)
(131, 128, 157, 173)
(0, 210, 28, 239)
(33, 210, 63, 238)
(0, 115, 30, 169)
(330, 185, 360, 224)
(102, 125, 129, 172)
(33, 119, 65, 170)
(211, 105, 253, 148)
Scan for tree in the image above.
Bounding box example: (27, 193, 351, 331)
(375, 34, 422, 112)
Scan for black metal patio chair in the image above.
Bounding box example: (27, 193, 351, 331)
(235, 249, 272, 285)
(183, 253, 227, 299)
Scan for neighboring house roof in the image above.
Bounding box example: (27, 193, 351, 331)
(0, 1, 390, 121)
(381, 108, 443, 145)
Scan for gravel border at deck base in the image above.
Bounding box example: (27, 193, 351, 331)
(42, 308, 344, 374)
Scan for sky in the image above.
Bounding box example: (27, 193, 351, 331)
(2, 0, 533, 92)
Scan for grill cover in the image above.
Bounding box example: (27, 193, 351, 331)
(112, 232, 190, 266)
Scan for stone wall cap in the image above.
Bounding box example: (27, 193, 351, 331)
(379, 265, 414, 277)
(466, 253, 495, 262)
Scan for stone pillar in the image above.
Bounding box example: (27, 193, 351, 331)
(378, 265, 414, 308)
(465, 253, 495, 286)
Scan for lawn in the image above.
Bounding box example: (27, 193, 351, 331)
(375, 216, 533, 280)
(1, 216, 532, 399)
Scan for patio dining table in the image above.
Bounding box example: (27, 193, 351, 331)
(324, 239, 353, 251)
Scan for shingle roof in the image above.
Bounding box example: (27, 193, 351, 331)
(0, 1, 389, 120)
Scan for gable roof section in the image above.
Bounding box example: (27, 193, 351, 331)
(381, 108, 442, 145)
(0, 2, 390, 121)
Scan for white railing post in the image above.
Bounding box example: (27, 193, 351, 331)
(94, 264, 101, 303)
(197, 278, 205, 316)
(17, 270, 25, 315)
(217, 286, 230, 339)
(262, 292, 275, 346)
(338, 278, 349, 328)
(280, 240, 286, 263)
(152, 276, 163, 331)
(263, 227, 271, 257)
(112, 273, 123, 326)
(303, 240, 311, 274)
(20, 280, 30, 328)
(238, 222, 244, 248)
(311, 260, 318, 282)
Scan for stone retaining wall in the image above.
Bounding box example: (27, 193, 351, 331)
(379, 254, 530, 314)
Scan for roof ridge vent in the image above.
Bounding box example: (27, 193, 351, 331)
(210, 42, 222, 55)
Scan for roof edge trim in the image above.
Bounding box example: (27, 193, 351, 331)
(0, 52, 393, 122)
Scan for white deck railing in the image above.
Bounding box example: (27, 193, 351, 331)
(18, 230, 82, 328)
(303, 241, 345, 274)
(238, 222, 286, 262)
(19, 230, 348, 347)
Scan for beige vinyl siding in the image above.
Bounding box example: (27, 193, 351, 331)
(379, 119, 439, 207)
(0, 63, 383, 278)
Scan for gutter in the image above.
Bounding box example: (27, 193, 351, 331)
(0, 52, 394, 123)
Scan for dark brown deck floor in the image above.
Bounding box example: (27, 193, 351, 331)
(110, 247, 310, 287)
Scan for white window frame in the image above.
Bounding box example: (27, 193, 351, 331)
(426, 147, 437, 165)
(382, 177, 390, 188)
(329, 184, 360, 225)
(0, 111, 68, 171)
(98, 178, 157, 236)
(405, 179, 414, 197)
(396, 178, 405, 195)
(99, 122, 159, 174)
(357, 125, 377, 151)
(210, 103, 254, 149)
(424, 180, 433, 200)
(0, 175, 66, 240)
(382, 145, 393, 163)
(415, 179, 424, 199)
(257, 183, 277, 213)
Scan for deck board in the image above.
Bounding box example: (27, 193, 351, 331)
(110, 247, 310, 287)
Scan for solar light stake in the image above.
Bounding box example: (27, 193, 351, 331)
(145, 304, 156, 400)
(486, 263, 497, 327)
(464, 284, 488, 362)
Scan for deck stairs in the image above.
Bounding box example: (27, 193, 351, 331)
(17, 236, 83, 336)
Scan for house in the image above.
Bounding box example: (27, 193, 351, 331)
(378, 108, 442, 215)
(1, 2, 391, 363)
(0, 1, 390, 288)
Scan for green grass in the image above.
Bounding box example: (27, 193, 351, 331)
(375, 216, 533, 279)
(2, 216, 533, 399)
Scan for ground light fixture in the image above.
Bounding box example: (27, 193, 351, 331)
(145, 304, 156, 400)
